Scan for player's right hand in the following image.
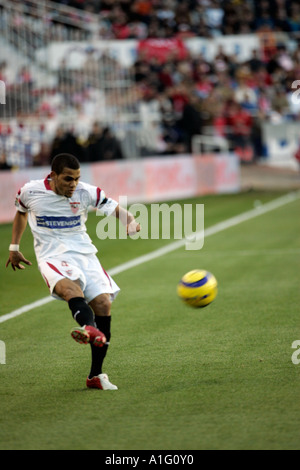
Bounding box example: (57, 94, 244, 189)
(5, 252, 32, 271)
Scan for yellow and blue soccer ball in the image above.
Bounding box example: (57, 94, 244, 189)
(177, 269, 218, 308)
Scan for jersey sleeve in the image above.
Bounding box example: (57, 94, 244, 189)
(84, 183, 118, 216)
(15, 187, 29, 213)
(95, 187, 118, 216)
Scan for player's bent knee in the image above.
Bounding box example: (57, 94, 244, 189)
(90, 294, 111, 316)
(54, 278, 83, 302)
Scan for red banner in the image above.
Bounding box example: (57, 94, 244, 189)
(0, 154, 240, 223)
(137, 39, 188, 63)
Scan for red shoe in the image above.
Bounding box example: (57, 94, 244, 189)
(86, 373, 118, 390)
(71, 325, 106, 347)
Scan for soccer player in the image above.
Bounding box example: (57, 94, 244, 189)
(6, 153, 140, 390)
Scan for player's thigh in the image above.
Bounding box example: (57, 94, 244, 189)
(39, 257, 86, 298)
(54, 278, 83, 302)
(83, 254, 120, 304)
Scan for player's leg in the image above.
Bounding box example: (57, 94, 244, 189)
(54, 278, 106, 347)
(39, 259, 95, 328)
(88, 293, 111, 374)
(72, 253, 119, 389)
(86, 293, 118, 390)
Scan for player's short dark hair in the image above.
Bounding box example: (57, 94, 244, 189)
(51, 153, 80, 175)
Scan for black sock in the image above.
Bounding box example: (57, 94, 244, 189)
(89, 316, 112, 379)
(95, 315, 111, 343)
(68, 297, 95, 327)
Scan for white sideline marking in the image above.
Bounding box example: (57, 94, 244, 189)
(175, 248, 300, 257)
(1, 191, 299, 324)
(0, 297, 54, 323)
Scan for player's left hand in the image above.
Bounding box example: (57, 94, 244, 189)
(127, 221, 141, 236)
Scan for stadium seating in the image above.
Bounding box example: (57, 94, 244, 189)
(0, 0, 299, 168)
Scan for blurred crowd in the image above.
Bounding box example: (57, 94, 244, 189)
(0, 0, 300, 169)
(53, 0, 300, 39)
(1, 37, 300, 168)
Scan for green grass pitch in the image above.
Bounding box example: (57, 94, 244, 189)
(0, 190, 299, 450)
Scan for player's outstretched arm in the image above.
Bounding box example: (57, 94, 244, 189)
(113, 204, 141, 236)
(6, 211, 32, 271)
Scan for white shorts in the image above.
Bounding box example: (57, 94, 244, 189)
(38, 252, 120, 303)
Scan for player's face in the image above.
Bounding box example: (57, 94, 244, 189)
(51, 167, 81, 198)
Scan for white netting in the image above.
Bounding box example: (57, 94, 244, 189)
(0, 0, 144, 165)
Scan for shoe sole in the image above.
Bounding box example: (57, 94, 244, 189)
(71, 328, 106, 347)
(93, 336, 106, 347)
(71, 328, 89, 345)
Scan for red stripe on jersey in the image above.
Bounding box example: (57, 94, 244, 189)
(16, 189, 28, 209)
(42, 274, 50, 289)
(96, 187, 101, 207)
(102, 267, 112, 287)
(47, 262, 63, 276)
(44, 174, 52, 190)
(19, 198, 27, 209)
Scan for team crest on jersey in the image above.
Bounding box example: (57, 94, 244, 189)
(70, 202, 80, 214)
(61, 261, 73, 276)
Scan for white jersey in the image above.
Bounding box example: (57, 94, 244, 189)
(15, 174, 118, 262)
